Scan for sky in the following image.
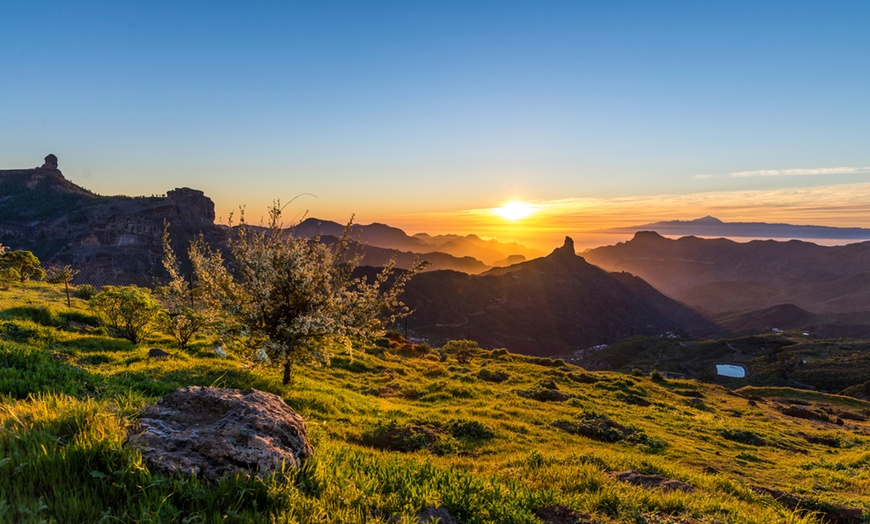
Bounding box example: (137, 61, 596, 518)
(2, 1, 869, 250)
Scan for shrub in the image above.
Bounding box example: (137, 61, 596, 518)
(477, 368, 509, 383)
(442, 339, 478, 364)
(89, 285, 161, 343)
(360, 420, 445, 453)
(720, 429, 766, 446)
(650, 369, 665, 382)
(72, 284, 98, 300)
(448, 419, 495, 443)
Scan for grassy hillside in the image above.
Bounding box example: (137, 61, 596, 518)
(2, 283, 869, 523)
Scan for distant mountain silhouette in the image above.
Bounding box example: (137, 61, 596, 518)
(584, 231, 870, 334)
(402, 237, 720, 356)
(294, 218, 540, 266)
(603, 216, 870, 241)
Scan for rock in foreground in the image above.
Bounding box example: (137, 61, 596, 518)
(127, 386, 313, 480)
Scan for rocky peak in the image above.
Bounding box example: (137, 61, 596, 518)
(39, 153, 60, 171)
(549, 236, 577, 258)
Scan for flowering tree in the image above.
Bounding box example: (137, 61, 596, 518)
(188, 203, 425, 385)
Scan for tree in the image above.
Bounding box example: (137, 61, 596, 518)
(46, 265, 80, 307)
(157, 222, 207, 350)
(188, 203, 426, 385)
(0, 250, 45, 282)
(89, 285, 161, 343)
(442, 339, 479, 364)
(0, 268, 18, 290)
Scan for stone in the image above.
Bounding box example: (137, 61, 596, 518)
(126, 386, 313, 480)
(148, 347, 171, 359)
(610, 471, 694, 493)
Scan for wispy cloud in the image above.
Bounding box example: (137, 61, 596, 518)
(729, 166, 870, 178)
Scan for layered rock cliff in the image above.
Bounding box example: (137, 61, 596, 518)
(0, 155, 224, 286)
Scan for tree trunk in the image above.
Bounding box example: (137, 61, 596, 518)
(65, 280, 71, 307)
(282, 360, 293, 386)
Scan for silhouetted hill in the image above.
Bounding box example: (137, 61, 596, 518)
(604, 215, 870, 241)
(584, 231, 870, 336)
(293, 219, 490, 273)
(294, 218, 540, 267)
(403, 237, 720, 356)
(712, 304, 870, 339)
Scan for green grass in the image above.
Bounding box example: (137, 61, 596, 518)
(0, 283, 868, 523)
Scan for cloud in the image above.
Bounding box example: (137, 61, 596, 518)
(693, 174, 717, 180)
(728, 166, 870, 178)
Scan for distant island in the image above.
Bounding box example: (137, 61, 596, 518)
(602, 215, 870, 241)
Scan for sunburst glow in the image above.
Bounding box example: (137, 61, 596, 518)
(493, 201, 536, 221)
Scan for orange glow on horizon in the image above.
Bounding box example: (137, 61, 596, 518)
(493, 201, 536, 221)
(359, 181, 870, 252)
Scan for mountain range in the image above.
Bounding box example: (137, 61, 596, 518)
(603, 215, 870, 241)
(401, 237, 719, 355)
(0, 159, 530, 284)
(6, 155, 870, 354)
(584, 231, 870, 337)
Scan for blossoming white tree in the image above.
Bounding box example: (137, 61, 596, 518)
(188, 202, 424, 385)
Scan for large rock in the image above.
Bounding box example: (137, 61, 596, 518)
(127, 386, 313, 480)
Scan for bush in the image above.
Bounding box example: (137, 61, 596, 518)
(72, 284, 98, 300)
(477, 368, 509, 383)
(89, 285, 161, 343)
(442, 339, 479, 364)
(650, 369, 665, 382)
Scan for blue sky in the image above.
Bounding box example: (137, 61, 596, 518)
(2, 1, 869, 246)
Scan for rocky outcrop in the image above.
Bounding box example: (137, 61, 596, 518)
(0, 155, 225, 286)
(126, 386, 313, 480)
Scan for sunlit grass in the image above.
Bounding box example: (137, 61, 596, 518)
(0, 283, 868, 522)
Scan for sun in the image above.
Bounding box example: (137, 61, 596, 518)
(493, 201, 535, 221)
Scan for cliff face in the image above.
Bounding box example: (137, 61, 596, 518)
(0, 156, 224, 286)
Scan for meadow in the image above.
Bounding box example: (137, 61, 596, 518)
(1, 282, 869, 523)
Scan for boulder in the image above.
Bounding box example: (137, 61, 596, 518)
(147, 348, 171, 359)
(127, 386, 313, 480)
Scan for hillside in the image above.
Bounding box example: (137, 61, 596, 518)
(576, 332, 870, 399)
(583, 232, 870, 335)
(402, 238, 721, 356)
(1, 283, 869, 523)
